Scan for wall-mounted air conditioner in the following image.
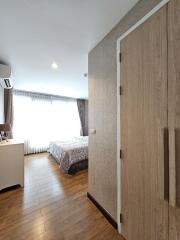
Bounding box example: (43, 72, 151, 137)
(0, 64, 13, 89)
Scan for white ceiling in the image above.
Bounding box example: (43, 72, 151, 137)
(0, 0, 139, 98)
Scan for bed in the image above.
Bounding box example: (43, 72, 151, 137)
(49, 136, 88, 174)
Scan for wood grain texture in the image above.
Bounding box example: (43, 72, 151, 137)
(87, 192, 118, 229)
(0, 153, 121, 240)
(168, 0, 180, 238)
(88, 0, 164, 221)
(120, 6, 168, 240)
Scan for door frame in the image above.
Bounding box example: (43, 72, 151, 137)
(116, 0, 170, 234)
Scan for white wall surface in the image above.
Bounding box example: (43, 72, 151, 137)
(0, 0, 139, 99)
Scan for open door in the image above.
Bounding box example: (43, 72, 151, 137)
(120, 5, 169, 240)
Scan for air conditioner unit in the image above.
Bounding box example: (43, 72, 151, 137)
(0, 64, 13, 89)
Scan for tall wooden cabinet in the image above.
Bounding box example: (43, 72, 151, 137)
(168, 0, 180, 238)
(120, 0, 180, 239)
(120, 6, 168, 240)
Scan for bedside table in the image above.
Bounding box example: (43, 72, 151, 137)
(0, 139, 24, 190)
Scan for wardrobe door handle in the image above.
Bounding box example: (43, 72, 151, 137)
(159, 128, 169, 201)
(169, 128, 176, 207)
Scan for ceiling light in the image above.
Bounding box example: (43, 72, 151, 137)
(51, 62, 59, 69)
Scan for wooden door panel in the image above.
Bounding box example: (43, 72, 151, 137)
(168, 0, 180, 238)
(120, 6, 168, 240)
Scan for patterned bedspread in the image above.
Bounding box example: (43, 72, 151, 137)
(49, 136, 88, 173)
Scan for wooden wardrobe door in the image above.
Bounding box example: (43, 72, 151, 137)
(168, 0, 180, 239)
(120, 6, 168, 240)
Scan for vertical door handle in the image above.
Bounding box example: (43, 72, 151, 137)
(159, 128, 169, 201)
(169, 128, 176, 207)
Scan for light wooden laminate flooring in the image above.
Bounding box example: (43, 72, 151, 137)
(0, 153, 122, 240)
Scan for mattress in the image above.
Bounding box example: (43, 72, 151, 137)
(49, 136, 88, 173)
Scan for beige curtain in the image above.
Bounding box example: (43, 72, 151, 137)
(4, 88, 13, 138)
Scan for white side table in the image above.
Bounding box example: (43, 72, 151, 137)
(0, 139, 24, 190)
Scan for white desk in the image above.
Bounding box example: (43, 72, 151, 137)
(0, 139, 24, 190)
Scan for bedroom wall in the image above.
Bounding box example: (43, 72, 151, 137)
(0, 86, 4, 123)
(88, 0, 163, 221)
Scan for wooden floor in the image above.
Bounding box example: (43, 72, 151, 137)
(0, 153, 121, 240)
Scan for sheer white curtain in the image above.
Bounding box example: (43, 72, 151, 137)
(13, 91, 81, 154)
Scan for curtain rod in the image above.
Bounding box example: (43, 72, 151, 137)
(13, 89, 87, 101)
